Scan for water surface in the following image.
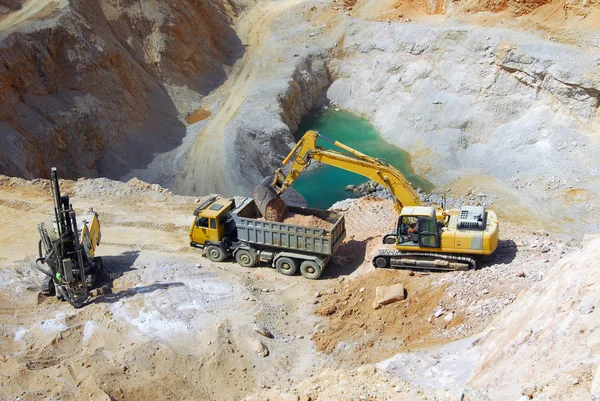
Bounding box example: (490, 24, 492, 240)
(291, 109, 432, 209)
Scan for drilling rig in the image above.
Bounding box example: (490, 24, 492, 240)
(34, 168, 103, 308)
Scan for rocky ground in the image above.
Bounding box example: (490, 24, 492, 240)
(0, 176, 597, 400)
(127, 0, 600, 243)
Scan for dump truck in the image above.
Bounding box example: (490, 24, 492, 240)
(189, 196, 346, 279)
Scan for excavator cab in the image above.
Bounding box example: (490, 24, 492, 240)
(189, 197, 235, 249)
(396, 206, 441, 248)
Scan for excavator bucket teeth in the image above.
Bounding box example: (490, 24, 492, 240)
(254, 175, 279, 216)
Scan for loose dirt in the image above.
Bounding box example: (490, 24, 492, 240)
(0, 175, 591, 400)
(263, 195, 289, 222)
(280, 212, 332, 229)
(0, 176, 332, 401)
(313, 269, 455, 364)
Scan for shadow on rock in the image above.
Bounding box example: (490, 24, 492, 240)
(322, 239, 368, 279)
(98, 250, 141, 286)
(482, 239, 518, 267)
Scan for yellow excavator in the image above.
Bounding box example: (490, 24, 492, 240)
(254, 130, 499, 270)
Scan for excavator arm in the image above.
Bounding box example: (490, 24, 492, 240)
(255, 130, 422, 215)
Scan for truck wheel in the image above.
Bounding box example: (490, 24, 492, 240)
(206, 245, 226, 262)
(275, 257, 297, 276)
(300, 260, 322, 280)
(235, 249, 256, 267)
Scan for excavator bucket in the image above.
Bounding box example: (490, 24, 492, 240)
(254, 176, 288, 221)
(254, 175, 278, 216)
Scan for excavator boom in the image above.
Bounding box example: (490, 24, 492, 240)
(255, 130, 421, 216)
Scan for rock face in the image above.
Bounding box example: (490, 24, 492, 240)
(0, 0, 23, 14)
(230, 54, 330, 194)
(468, 235, 600, 400)
(326, 20, 600, 238)
(0, 0, 250, 179)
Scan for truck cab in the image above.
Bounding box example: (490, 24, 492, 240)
(189, 197, 236, 250)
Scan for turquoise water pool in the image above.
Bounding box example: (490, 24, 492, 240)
(291, 109, 432, 209)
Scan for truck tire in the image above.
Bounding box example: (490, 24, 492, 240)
(206, 245, 226, 262)
(300, 260, 322, 280)
(275, 257, 297, 276)
(235, 249, 256, 267)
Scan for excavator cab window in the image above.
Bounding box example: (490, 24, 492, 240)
(398, 216, 418, 245)
(418, 217, 440, 248)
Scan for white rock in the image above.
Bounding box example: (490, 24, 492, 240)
(252, 338, 269, 357)
(579, 304, 594, 315)
(591, 365, 600, 399)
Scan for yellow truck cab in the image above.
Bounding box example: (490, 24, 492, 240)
(189, 197, 236, 260)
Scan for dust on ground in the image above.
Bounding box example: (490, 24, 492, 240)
(0, 174, 594, 400)
(0, 176, 331, 401)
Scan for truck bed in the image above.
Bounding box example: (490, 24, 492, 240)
(231, 198, 346, 257)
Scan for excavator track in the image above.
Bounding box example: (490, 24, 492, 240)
(372, 248, 479, 271)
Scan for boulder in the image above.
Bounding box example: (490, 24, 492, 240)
(372, 284, 406, 310)
(250, 338, 269, 357)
